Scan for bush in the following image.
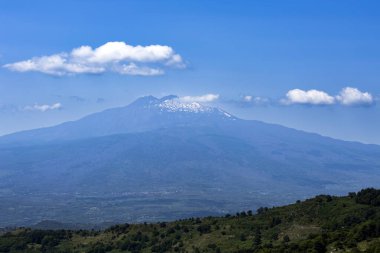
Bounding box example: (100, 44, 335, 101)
(197, 224, 211, 234)
(356, 188, 380, 206)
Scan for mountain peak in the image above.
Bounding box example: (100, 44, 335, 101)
(130, 95, 226, 115)
(130, 95, 179, 107)
(129, 95, 159, 107)
(157, 99, 212, 113)
(159, 95, 179, 101)
(130, 95, 236, 118)
(0, 94, 236, 145)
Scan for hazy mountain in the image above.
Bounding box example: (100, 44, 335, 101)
(0, 95, 380, 226)
(0, 95, 235, 146)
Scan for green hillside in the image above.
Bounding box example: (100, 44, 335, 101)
(1, 188, 380, 253)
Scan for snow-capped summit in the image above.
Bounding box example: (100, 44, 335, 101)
(132, 95, 233, 117)
(158, 99, 211, 113)
(157, 96, 234, 119)
(0, 95, 236, 145)
(157, 96, 214, 113)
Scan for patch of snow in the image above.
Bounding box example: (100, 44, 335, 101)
(144, 96, 236, 120)
(157, 99, 214, 113)
(223, 112, 232, 117)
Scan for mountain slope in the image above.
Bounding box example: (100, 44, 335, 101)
(1, 126, 380, 194)
(0, 95, 380, 227)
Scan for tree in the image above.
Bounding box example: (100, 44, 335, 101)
(253, 228, 262, 247)
(355, 188, 380, 206)
(313, 239, 326, 253)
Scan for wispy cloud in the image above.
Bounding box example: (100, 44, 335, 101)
(243, 95, 253, 102)
(4, 41, 185, 76)
(281, 87, 375, 106)
(180, 94, 220, 103)
(96, 98, 106, 104)
(0, 104, 19, 113)
(69, 96, 86, 103)
(222, 94, 272, 108)
(243, 95, 270, 105)
(24, 103, 62, 112)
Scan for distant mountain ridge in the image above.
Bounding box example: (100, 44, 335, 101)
(0, 95, 235, 145)
(0, 95, 380, 227)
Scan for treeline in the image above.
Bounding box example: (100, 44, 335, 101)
(1, 188, 380, 252)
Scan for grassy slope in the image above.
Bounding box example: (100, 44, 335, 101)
(1, 189, 380, 253)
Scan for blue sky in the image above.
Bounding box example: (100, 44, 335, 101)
(1, 0, 380, 143)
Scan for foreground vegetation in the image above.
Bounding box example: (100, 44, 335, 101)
(1, 188, 380, 253)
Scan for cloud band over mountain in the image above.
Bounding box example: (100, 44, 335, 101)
(24, 103, 62, 112)
(180, 94, 220, 103)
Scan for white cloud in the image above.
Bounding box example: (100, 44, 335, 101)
(336, 87, 374, 106)
(281, 87, 375, 106)
(180, 94, 220, 103)
(4, 54, 105, 76)
(4, 41, 185, 76)
(242, 95, 270, 105)
(24, 103, 62, 112)
(243, 95, 252, 102)
(116, 63, 163, 76)
(282, 89, 335, 105)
